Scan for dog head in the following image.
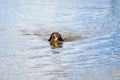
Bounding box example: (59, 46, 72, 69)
(48, 32, 64, 42)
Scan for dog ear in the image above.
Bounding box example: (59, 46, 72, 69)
(48, 33, 54, 41)
(58, 33, 64, 41)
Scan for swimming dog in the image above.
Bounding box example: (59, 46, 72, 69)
(48, 32, 64, 48)
(48, 32, 64, 42)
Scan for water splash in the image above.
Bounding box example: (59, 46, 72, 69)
(20, 29, 85, 42)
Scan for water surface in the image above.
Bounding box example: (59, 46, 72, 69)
(0, 0, 120, 80)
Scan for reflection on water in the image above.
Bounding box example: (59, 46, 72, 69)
(0, 0, 120, 80)
(50, 41, 63, 49)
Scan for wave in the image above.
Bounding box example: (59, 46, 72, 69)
(20, 29, 85, 42)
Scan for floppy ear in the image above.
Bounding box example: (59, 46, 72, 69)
(58, 33, 64, 41)
(48, 33, 54, 41)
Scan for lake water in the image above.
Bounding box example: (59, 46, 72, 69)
(0, 0, 120, 80)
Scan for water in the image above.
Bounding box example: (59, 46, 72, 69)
(0, 0, 120, 80)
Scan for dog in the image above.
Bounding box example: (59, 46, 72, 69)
(48, 32, 64, 42)
(48, 32, 64, 48)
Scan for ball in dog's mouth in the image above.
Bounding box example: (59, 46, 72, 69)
(54, 37, 58, 41)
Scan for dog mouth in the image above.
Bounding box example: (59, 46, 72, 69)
(53, 37, 58, 41)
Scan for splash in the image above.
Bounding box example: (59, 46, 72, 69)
(20, 29, 85, 42)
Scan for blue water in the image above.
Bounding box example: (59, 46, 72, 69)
(0, 0, 120, 80)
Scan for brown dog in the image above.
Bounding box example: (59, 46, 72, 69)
(48, 32, 64, 42)
(48, 32, 64, 48)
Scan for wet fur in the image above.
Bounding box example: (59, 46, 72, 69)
(48, 32, 64, 41)
(48, 32, 64, 48)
